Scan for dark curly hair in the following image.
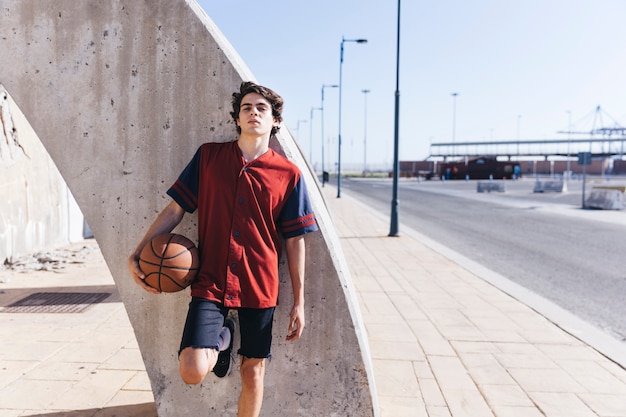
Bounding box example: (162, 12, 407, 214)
(231, 81, 284, 135)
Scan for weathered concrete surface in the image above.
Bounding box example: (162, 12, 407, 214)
(586, 189, 624, 210)
(0, 1, 378, 416)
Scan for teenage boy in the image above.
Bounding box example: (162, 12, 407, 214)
(128, 81, 318, 417)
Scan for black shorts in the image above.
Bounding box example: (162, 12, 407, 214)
(179, 297, 275, 359)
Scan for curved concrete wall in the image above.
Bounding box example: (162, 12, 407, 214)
(0, 1, 378, 415)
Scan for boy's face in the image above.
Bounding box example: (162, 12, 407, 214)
(236, 93, 279, 137)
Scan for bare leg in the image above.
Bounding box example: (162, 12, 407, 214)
(179, 347, 219, 384)
(238, 357, 266, 417)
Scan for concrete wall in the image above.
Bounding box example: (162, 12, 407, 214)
(0, 86, 87, 261)
(0, 1, 378, 415)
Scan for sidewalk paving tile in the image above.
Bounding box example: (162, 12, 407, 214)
(458, 353, 517, 386)
(49, 369, 137, 410)
(0, 361, 40, 390)
(527, 392, 597, 417)
(441, 388, 495, 417)
(379, 395, 429, 417)
(372, 359, 420, 398)
(0, 378, 74, 410)
(369, 340, 426, 361)
(99, 347, 148, 371)
(419, 377, 447, 407)
(507, 367, 586, 392)
(480, 384, 535, 407)
(406, 319, 457, 357)
(577, 393, 626, 416)
(22, 361, 98, 382)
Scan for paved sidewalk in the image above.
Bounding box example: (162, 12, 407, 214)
(0, 243, 157, 417)
(324, 185, 626, 417)
(1, 184, 626, 416)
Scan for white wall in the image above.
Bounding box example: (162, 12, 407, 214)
(0, 86, 88, 262)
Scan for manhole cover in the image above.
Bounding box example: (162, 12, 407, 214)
(2, 292, 110, 313)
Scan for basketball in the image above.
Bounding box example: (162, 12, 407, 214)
(138, 233, 200, 293)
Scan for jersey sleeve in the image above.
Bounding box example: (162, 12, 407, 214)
(278, 175, 319, 239)
(166, 146, 202, 213)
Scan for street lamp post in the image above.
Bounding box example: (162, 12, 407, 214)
(451, 92, 458, 156)
(296, 119, 307, 143)
(389, 0, 401, 236)
(361, 89, 370, 174)
(321, 84, 338, 178)
(309, 107, 321, 164)
(517, 114, 522, 157)
(337, 36, 368, 198)
(566, 110, 572, 179)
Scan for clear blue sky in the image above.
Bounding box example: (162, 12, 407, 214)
(197, 0, 626, 170)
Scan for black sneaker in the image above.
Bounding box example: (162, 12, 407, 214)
(213, 317, 235, 378)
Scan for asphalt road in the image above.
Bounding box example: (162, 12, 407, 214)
(337, 176, 626, 342)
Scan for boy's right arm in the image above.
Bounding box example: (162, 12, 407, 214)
(128, 200, 186, 294)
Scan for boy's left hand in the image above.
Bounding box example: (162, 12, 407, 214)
(286, 304, 305, 341)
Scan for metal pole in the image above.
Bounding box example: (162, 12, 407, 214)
(389, 0, 401, 236)
(337, 39, 345, 198)
(309, 108, 314, 163)
(517, 115, 522, 157)
(451, 92, 458, 156)
(361, 89, 370, 174)
(321, 84, 338, 183)
(566, 110, 572, 178)
(582, 162, 587, 209)
(337, 37, 367, 198)
(296, 119, 307, 144)
(309, 107, 320, 164)
(321, 87, 326, 175)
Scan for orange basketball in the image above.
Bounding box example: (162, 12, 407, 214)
(138, 233, 200, 293)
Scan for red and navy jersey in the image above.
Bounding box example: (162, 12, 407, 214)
(167, 140, 318, 308)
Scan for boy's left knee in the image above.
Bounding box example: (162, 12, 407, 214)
(240, 357, 265, 387)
